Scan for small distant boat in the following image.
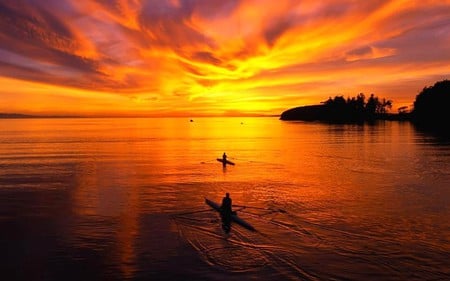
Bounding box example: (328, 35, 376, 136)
(217, 158, 235, 165)
(205, 198, 255, 231)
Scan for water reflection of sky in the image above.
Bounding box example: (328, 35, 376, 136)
(0, 118, 449, 280)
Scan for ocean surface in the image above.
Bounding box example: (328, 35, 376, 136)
(0, 117, 449, 280)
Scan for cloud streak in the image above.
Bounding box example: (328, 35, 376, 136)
(0, 0, 449, 115)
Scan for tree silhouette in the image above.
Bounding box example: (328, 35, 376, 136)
(412, 80, 450, 130)
(319, 93, 392, 122)
(280, 79, 447, 130)
(398, 106, 408, 114)
(378, 98, 392, 114)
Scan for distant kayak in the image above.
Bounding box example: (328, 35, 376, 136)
(216, 158, 235, 165)
(205, 198, 255, 231)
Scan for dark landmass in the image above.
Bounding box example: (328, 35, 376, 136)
(280, 79, 449, 134)
(280, 93, 394, 123)
(0, 113, 36, 118)
(280, 105, 410, 123)
(409, 80, 450, 138)
(0, 113, 80, 119)
(411, 80, 450, 132)
(280, 105, 325, 121)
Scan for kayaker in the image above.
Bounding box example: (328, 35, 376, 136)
(221, 193, 232, 223)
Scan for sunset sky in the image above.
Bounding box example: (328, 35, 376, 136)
(0, 0, 449, 116)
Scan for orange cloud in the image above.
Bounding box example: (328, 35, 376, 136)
(0, 0, 449, 116)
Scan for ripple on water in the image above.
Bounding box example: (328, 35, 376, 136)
(173, 211, 269, 273)
(203, 245, 268, 272)
(172, 206, 324, 280)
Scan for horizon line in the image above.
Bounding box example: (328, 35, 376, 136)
(0, 112, 280, 119)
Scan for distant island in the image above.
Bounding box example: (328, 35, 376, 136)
(281, 93, 395, 123)
(280, 79, 450, 133)
(0, 113, 80, 119)
(0, 113, 36, 119)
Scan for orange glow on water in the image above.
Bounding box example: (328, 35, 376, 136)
(1, 118, 449, 279)
(0, 0, 449, 116)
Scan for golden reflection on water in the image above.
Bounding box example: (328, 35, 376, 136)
(1, 118, 449, 280)
(70, 155, 142, 278)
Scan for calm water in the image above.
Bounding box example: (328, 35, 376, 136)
(0, 117, 449, 280)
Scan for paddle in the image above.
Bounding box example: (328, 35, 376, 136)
(233, 204, 286, 213)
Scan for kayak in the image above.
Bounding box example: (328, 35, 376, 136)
(204, 198, 255, 231)
(216, 158, 235, 165)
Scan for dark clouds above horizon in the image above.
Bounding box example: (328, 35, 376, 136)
(1, 0, 449, 115)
